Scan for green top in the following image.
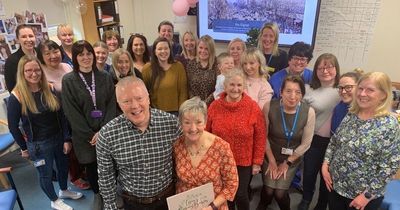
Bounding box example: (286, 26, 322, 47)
(142, 62, 188, 112)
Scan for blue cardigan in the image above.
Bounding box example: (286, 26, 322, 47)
(331, 101, 350, 135)
(269, 68, 313, 99)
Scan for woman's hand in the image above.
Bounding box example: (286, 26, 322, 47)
(90, 132, 99, 146)
(21, 149, 29, 158)
(349, 193, 371, 210)
(63, 142, 72, 154)
(266, 160, 278, 179)
(252, 164, 261, 175)
(276, 161, 289, 180)
(321, 162, 333, 192)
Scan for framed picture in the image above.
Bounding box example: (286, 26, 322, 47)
(198, 0, 321, 46)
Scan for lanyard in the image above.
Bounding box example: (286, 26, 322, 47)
(280, 101, 300, 144)
(78, 71, 97, 110)
(267, 54, 273, 66)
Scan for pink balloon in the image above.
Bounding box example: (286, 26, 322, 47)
(187, 0, 199, 5)
(172, 0, 190, 16)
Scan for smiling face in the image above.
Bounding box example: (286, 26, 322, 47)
(356, 78, 386, 113)
(224, 75, 244, 102)
(131, 37, 145, 57)
(218, 57, 235, 75)
(288, 56, 308, 75)
(181, 111, 206, 143)
(183, 33, 196, 52)
(316, 59, 337, 85)
(57, 27, 74, 47)
(261, 27, 276, 52)
(106, 36, 119, 52)
(24, 61, 42, 88)
(155, 41, 171, 63)
(116, 53, 131, 76)
(94, 46, 108, 65)
(17, 27, 36, 52)
(229, 41, 245, 65)
(338, 76, 357, 104)
(159, 25, 173, 41)
(77, 48, 94, 71)
(117, 82, 150, 131)
(281, 81, 302, 109)
(242, 57, 261, 78)
(197, 41, 209, 62)
(42, 46, 62, 69)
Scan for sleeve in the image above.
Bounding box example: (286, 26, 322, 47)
(324, 115, 349, 163)
(293, 107, 316, 157)
(204, 72, 217, 105)
(102, 75, 116, 125)
(213, 76, 224, 100)
(176, 62, 188, 107)
(268, 75, 282, 99)
(278, 50, 288, 71)
(252, 105, 267, 165)
(206, 103, 215, 132)
(218, 141, 239, 201)
(257, 81, 273, 109)
(141, 64, 152, 91)
(96, 127, 117, 210)
(6, 94, 26, 150)
(61, 76, 95, 140)
(368, 119, 400, 196)
(4, 57, 16, 92)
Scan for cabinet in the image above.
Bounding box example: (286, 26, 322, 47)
(81, 0, 122, 44)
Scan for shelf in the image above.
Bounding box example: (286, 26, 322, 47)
(93, 0, 115, 3)
(97, 21, 119, 27)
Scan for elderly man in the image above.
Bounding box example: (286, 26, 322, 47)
(96, 76, 181, 210)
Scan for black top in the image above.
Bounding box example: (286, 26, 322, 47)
(264, 49, 288, 76)
(31, 91, 60, 140)
(4, 48, 25, 92)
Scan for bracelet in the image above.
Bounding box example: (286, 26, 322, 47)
(209, 202, 218, 210)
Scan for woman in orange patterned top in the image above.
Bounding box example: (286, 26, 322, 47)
(174, 97, 239, 210)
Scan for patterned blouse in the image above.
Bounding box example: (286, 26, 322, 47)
(186, 60, 218, 105)
(174, 136, 239, 210)
(324, 113, 400, 198)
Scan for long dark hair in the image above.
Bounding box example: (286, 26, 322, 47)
(71, 40, 97, 72)
(126, 34, 150, 63)
(150, 37, 175, 90)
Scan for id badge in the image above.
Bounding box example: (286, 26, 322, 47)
(281, 147, 293, 155)
(91, 110, 103, 118)
(267, 66, 275, 73)
(33, 159, 46, 167)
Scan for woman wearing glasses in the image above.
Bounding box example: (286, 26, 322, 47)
(331, 70, 363, 134)
(298, 53, 341, 210)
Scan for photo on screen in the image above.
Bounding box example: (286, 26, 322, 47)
(198, 0, 321, 46)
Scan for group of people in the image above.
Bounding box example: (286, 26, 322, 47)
(3, 19, 399, 210)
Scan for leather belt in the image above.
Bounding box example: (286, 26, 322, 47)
(120, 183, 175, 205)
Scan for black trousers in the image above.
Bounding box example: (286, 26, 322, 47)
(329, 190, 383, 210)
(228, 166, 252, 210)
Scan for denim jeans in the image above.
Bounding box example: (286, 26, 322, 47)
(302, 135, 330, 209)
(27, 132, 69, 201)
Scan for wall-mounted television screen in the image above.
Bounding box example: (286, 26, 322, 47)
(197, 0, 321, 46)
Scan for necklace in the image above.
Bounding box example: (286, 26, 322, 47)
(186, 144, 205, 157)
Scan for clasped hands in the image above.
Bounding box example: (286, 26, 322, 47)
(265, 160, 289, 180)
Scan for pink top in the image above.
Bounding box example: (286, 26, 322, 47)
(245, 77, 273, 109)
(42, 63, 72, 92)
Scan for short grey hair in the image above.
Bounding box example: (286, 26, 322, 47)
(115, 76, 148, 100)
(223, 68, 246, 87)
(178, 97, 207, 122)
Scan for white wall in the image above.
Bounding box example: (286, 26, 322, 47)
(122, 0, 399, 81)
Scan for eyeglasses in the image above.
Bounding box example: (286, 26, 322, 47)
(317, 65, 335, 72)
(291, 56, 308, 63)
(338, 85, 355, 92)
(24, 69, 42, 75)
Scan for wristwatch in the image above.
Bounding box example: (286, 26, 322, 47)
(209, 202, 218, 210)
(364, 191, 372, 200)
(284, 159, 293, 167)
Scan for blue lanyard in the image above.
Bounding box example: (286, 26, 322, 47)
(280, 101, 300, 144)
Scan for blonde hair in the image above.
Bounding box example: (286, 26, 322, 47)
(241, 48, 268, 79)
(227, 38, 247, 53)
(257, 22, 280, 56)
(349, 72, 393, 117)
(178, 96, 207, 122)
(57, 24, 74, 37)
(14, 55, 60, 115)
(197, 35, 216, 68)
(223, 68, 246, 87)
(180, 31, 197, 58)
(111, 48, 137, 80)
